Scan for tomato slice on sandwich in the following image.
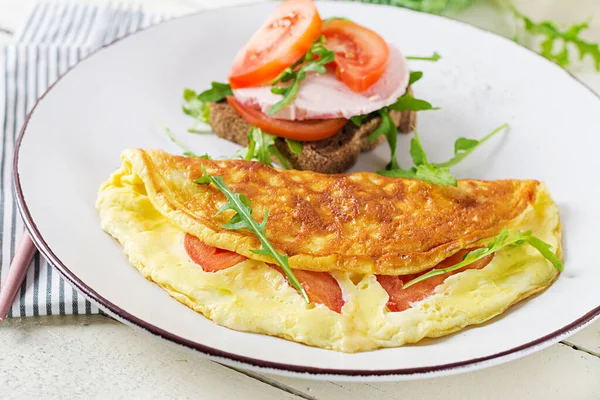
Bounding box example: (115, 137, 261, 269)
(229, 0, 323, 89)
(322, 19, 390, 93)
(227, 96, 347, 141)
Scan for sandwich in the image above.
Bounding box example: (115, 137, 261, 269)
(97, 149, 562, 353)
(184, 0, 432, 174)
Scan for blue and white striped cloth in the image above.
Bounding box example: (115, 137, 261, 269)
(1, 2, 167, 317)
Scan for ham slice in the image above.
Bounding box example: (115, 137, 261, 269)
(232, 43, 410, 121)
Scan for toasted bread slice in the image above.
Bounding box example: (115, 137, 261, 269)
(209, 88, 416, 174)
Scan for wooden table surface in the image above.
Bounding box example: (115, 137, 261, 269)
(0, 1, 598, 399)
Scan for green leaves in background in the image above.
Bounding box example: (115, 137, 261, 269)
(509, 4, 600, 70)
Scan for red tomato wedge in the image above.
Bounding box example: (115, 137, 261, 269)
(322, 19, 390, 93)
(184, 235, 344, 313)
(227, 96, 347, 141)
(184, 234, 247, 272)
(228, 0, 322, 89)
(272, 266, 345, 313)
(377, 249, 494, 313)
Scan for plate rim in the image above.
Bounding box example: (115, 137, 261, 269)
(12, 1, 600, 380)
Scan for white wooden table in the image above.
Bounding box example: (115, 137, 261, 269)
(0, 1, 599, 398)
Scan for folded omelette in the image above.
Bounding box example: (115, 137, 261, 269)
(96, 149, 561, 352)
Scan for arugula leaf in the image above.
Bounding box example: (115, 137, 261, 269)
(378, 164, 455, 186)
(251, 126, 274, 165)
(182, 88, 211, 132)
(195, 167, 309, 303)
(409, 71, 423, 86)
(379, 123, 508, 186)
(268, 37, 336, 115)
(377, 168, 417, 179)
(160, 123, 211, 159)
(323, 16, 353, 24)
(406, 52, 441, 61)
(350, 114, 370, 127)
(353, 91, 440, 168)
(388, 94, 439, 112)
(285, 138, 303, 155)
(510, 4, 600, 70)
(368, 109, 401, 170)
(434, 124, 509, 168)
(379, 93, 439, 170)
(414, 164, 456, 186)
(409, 129, 427, 166)
(350, 72, 433, 127)
(235, 127, 291, 169)
(197, 82, 233, 103)
(182, 88, 213, 134)
(377, 129, 456, 186)
(402, 228, 563, 288)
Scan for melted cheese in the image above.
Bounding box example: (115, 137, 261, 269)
(96, 161, 561, 353)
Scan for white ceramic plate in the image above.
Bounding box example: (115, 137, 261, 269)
(14, 1, 600, 381)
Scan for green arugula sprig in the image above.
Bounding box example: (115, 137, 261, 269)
(285, 138, 303, 155)
(378, 129, 455, 185)
(183, 82, 232, 133)
(408, 71, 423, 85)
(195, 167, 309, 303)
(389, 94, 439, 113)
(197, 82, 233, 102)
(182, 89, 211, 134)
(406, 52, 441, 61)
(234, 127, 291, 169)
(379, 124, 509, 186)
(349, 71, 430, 127)
(268, 36, 336, 116)
(402, 228, 563, 289)
(509, 4, 600, 70)
(363, 92, 439, 170)
(369, 109, 401, 170)
(434, 123, 509, 168)
(323, 16, 352, 24)
(160, 123, 211, 159)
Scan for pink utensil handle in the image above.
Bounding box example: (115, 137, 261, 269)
(0, 234, 37, 321)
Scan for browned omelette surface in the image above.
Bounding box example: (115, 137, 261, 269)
(123, 149, 539, 275)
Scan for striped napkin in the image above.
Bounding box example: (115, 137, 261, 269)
(1, 2, 166, 318)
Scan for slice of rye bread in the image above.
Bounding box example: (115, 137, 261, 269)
(209, 88, 417, 174)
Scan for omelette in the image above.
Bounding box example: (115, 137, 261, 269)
(96, 149, 562, 353)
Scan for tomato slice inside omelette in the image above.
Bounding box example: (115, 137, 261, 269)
(184, 234, 247, 271)
(185, 235, 494, 314)
(184, 234, 345, 313)
(270, 265, 345, 314)
(377, 249, 495, 312)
